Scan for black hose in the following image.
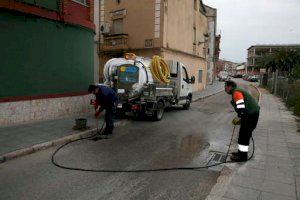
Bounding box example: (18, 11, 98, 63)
(51, 123, 255, 173)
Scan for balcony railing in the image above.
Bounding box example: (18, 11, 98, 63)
(100, 34, 129, 52)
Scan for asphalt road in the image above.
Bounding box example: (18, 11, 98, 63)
(0, 89, 238, 200)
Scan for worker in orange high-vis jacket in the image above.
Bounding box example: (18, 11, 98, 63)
(225, 80, 260, 162)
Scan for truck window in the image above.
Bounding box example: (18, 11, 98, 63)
(182, 66, 189, 83)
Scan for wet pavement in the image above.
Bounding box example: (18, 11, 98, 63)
(0, 91, 236, 200)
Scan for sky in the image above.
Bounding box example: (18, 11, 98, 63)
(202, 0, 300, 63)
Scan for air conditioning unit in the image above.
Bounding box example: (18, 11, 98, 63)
(100, 23, 110, 34)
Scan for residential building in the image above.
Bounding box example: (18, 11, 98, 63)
(94, 0, 100, 83)
(98, 0, 216, 91)
(215, 34, 221, 61)
(247, 44, 300, 74)
(235, 63, 246, 76)
(215, 59, 236, 76)
(214, 34, 221, 78)
(204, 5, 217, 85)
(0, 0, 95, 125)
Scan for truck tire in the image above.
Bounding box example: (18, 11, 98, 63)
(153, 101, 164, 121)
(183, 99, 190, 110)
(183, 95, 192, 110)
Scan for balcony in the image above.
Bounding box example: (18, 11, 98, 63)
(100, 34, 129, 52)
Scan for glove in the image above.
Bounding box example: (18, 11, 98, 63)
(232, 116, 241, 125)
(94, 107, 101, 118)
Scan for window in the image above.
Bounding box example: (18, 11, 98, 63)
(113, 19, 123, 34)
(145, 39, 153, 48)
(198, 70, 203, 83)
(72, 0, 86, 5)
(182, 66, 189, 82)
(194, 0, 197, 10)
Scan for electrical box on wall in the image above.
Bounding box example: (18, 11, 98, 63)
(100, 23, 110, 34)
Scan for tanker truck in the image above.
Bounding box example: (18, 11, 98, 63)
(103, 54, 195, 120)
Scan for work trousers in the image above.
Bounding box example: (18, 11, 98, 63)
(104, 106, 116, 134)
(238, 113, 259, 152)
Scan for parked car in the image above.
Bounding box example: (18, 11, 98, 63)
(242, 74, 250, 81)
(249, 75, 260, 82)
(218, 71, 229, 81)
(233, 74, 243, 78)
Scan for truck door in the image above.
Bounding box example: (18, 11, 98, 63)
(179, 65, 191, 98)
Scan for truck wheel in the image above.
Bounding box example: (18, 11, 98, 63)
(153, 101, 164, 121)
(183, 99, 191, 110)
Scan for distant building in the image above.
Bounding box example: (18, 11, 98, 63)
(235, 63, 246, 76)
(215, 59, 236, 75)
(247, 44, 300, 74)
(98, 0, 216, 91)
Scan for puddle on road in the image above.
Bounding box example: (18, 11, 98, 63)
(190, 108, 215, 115)
(151, 134, 210, 168)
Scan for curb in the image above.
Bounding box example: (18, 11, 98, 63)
(192, 90, 224, 102)
(0, 128, 97, 164)
(251, 84, 262, 104)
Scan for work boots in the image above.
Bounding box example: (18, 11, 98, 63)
(230, 150, 248, 162)
(103, 127, 113, 135)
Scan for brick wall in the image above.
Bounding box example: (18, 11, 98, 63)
(0, 95, 93, 126)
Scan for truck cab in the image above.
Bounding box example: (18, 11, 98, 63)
(168, 60, 195, 108)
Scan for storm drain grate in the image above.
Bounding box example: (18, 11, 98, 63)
(213, 153, 227, 163)
(207, 152, 227, 171)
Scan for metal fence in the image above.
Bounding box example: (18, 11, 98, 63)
(262, 71, 300, 116)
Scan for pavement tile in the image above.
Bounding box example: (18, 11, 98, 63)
(265, 155, 293, 167)
(287, 142, 300, 149)
(288, 147, 300, 158)
(268, 137, 287, 144)
(261, 180, 296, 198)
(295, 176, 300, 186)
(224, 185, 261, 200)
(294, 169, 300, 176)
(244, 157, 266, 170)
(267, 145, 289, 153)
(236, 166, 265, 180)
(265, 150, 290, 157)
(230, 174, 264, 190)
(261, 192, 295, 200)
(221, 198, 235, 200)
(265, 165, 294, 185)
(286, 139, 300, 145)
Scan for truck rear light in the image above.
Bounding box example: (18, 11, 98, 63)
(131, 104, 141, 110)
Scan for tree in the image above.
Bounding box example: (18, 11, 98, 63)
(273, 49, 300, 79)
(256, 49, 300, 76)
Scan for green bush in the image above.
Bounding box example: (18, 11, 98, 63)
(294, 98, 300, 116)
(286, 83, 300, 108)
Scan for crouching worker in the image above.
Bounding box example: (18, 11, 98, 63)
(88, 84, 117, 135)
(225, 80, 260, 162)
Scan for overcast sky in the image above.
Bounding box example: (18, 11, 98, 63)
(203, 0, 300, 63)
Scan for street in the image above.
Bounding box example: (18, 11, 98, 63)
(1, 1, 300, 199)
(0, 83, 236, 200)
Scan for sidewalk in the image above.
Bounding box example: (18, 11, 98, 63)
(206, 88, 300, 200)
(193, 81, 224, 101)
(0, 81, 224, 163)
